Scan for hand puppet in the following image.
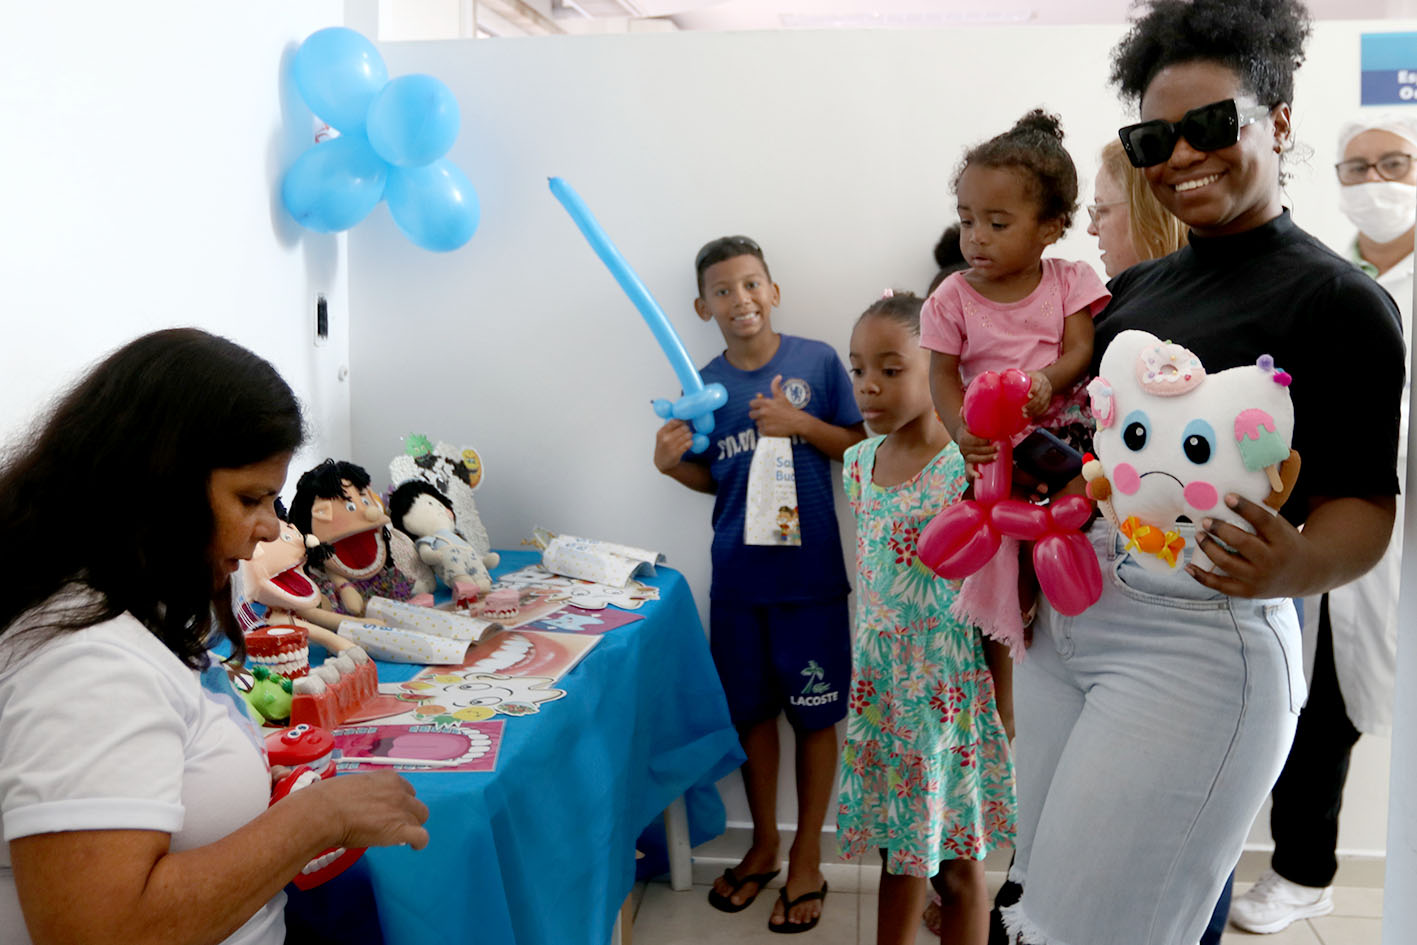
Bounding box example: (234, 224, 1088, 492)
(290, 459, 435, 616)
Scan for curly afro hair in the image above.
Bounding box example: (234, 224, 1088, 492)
(953, 109, 1079, 231)
(1110, 0, 1312, 106)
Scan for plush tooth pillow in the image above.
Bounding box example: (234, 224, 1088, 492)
(1083, 330, 1300, 574)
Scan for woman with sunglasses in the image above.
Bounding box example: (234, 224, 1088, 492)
(1000, 2, 1405, 944)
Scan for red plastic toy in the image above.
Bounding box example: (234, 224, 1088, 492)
(265, 724, 365, 890)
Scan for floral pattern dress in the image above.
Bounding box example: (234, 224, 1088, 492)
(836, 436, 1017, 877)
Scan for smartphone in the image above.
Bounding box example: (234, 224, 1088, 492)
(1013, 428, 1084, 494)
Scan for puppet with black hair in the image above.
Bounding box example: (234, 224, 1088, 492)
(389, 480, 496, 606)
(289, 459, 434, 616)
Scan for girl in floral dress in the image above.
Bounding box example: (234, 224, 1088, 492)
(837, 291, 1016, 945)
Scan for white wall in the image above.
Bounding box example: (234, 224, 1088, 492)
(0, 0, 353, 481)
(347, 21, 1411, 856)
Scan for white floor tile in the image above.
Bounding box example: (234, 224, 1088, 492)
(1329, 884, 1383, 918)
(1309, 915, 1382, 945)
(633, 880, 858, 945)
(1221, 919, 1322, 943)
(857, 894, 937, 945)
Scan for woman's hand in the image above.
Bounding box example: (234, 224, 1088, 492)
(952, 423, 997, 470)
(311, 771, 431, 851)
(1187, 495, 1312, 598)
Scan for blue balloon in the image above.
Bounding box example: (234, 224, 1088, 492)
(292, 27, 388, 134)
(281, 134, 389, 233)
(549, 177, 726, 452)
(385, 160, 480, 252)
(366, 74, 462, 168)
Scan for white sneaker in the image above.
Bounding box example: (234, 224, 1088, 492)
(1228, 870, 1334, 934)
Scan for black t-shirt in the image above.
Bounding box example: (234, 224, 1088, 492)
(1094, 210, 1404, 527)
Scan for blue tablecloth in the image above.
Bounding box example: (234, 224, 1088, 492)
(286, 551, 743, 945)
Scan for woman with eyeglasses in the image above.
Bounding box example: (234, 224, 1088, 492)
(1227, 115, 1415, 935)
(1085, 138, 1187, 278)
(999, 2, 1405, 944)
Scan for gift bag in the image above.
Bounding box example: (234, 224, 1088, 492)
(744, 436, 802, 546)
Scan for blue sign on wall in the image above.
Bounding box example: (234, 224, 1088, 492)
(1362, 32, 1417, 105)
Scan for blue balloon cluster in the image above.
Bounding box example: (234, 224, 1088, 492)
(281, 28, 479, 252)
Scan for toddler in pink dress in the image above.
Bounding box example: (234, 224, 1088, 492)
(923, 109, 1111, 659)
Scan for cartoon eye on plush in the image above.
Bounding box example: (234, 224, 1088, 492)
(1180, 418, 1216, 465)
(345, 500, 357, 512)
(1121, 410, 1150, 452)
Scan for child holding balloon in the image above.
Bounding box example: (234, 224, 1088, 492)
(922, 109, 1110, 660)
(653, 235, 864, 933)
(837, 290, 1016, 945)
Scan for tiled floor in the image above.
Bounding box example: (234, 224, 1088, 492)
(629, 866, 1384, 945)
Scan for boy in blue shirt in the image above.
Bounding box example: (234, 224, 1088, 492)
(654, 236, 864, 933)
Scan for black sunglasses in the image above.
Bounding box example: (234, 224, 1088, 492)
(1118, 99, 1272, 169)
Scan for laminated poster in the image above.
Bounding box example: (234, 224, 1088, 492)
(541, 533, 665, 587)
(333, 720, 503, 773)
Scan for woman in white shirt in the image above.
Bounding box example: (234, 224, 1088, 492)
(0, 328, 428, 945)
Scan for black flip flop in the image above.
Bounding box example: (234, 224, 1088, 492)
(706, 867, 781, 913)
(768, 880, 828, 934)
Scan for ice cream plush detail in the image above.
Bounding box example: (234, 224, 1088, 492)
(1234, 408, 1289, 491)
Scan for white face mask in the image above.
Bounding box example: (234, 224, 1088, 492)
(1339, 180, 1417, 244)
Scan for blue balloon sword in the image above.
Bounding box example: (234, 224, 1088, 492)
(548, 177, 727, 452)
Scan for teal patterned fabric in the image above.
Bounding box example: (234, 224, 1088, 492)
(836, 436, 1017, 877)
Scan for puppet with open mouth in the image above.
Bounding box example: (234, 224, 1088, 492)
(289, 459, 435, 617)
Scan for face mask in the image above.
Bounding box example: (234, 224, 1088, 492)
(1339, 181, 1417, 244)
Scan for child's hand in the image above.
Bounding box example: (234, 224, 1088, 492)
(952, 423, 997, 470)
(749, 375, 804, 437)
(654, 420, 695, 472)
(1025, 371, 1053, 416)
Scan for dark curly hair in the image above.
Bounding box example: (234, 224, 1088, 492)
(857, 291, 924, 335)
(0, 329, 304, 668)
(953, 109, 1079, 231)
(1110, 0, 1312, 106)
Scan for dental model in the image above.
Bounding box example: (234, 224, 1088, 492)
(289, 645, 380, 730)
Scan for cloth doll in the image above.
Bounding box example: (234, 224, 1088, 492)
(389, 480, 497, 606)
(389, 438, 498, 569)
(289, 459, 435, 616)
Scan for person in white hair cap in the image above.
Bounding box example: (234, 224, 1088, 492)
(1229, 113, 1414, 935)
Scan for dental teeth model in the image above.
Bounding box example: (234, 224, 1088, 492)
(244, 624, 310, 678)
(265, 724, 365, 889)
(289, 645, 379, 730)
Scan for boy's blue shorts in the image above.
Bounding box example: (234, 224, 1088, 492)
(709, 598, 851, 732)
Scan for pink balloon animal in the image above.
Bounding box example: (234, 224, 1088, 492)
(917, 369, 1102, 616)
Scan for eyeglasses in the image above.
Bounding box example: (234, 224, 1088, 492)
(1118, 99, 1272, 169)
(695, 235, 762, 270)
(1335, 152, 1416, 186)
(1086, 201, 1127, 225)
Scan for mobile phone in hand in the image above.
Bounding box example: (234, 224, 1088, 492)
(1013, 428, 1084, 494)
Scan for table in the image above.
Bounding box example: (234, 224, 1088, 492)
(285, 551, 744, 945)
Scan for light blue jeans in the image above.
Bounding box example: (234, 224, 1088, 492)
(1003, 523, 1304, 945)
